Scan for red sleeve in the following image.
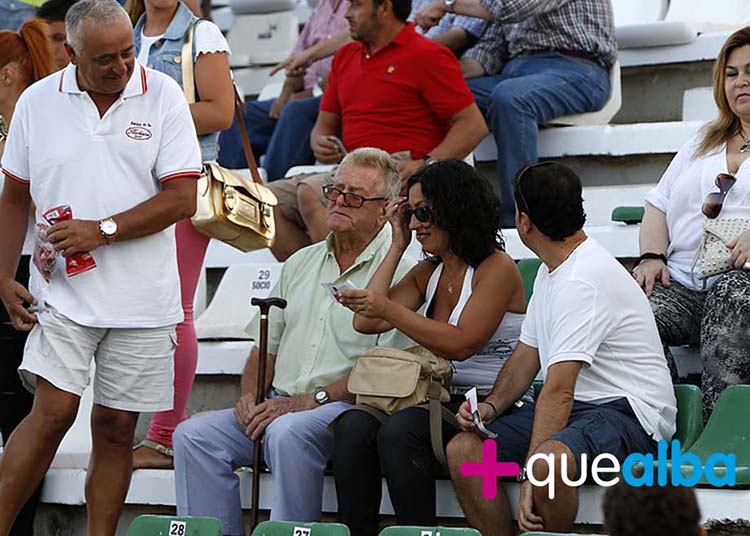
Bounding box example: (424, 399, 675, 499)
(419, 45, 476, 121)
(319, 50, 342, 115)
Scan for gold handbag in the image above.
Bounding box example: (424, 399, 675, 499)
(181, 21, 277, 252)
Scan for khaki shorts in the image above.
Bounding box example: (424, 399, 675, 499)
(267, 171, 334, 230)
(20, 307, 177, 412)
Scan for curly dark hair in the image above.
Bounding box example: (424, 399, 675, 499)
(407, 159, 504, 267)
(604, 482, 702, 536)
(513, 161, 587, 242)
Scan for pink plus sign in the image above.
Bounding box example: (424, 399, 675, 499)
(460, 439, 521, 499)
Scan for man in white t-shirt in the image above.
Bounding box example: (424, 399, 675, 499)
(447, 162, 676, 536)
(0, 0, 201, 533)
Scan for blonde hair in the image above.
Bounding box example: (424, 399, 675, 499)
(338, 147, 402, 200)
(696, 26, 750, 157)
(124, 0, 145, 26)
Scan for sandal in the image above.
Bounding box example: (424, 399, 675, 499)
(133, 439, 174, 457)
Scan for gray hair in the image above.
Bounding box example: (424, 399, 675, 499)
(66, 0, 130, 54)
(337, 148, 402, 200)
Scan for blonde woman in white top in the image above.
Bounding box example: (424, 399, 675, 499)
(634, 27, 750, 420)
(334, 159, 530, 535)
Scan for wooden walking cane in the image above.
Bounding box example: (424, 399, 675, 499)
(250, 296, 287, 530)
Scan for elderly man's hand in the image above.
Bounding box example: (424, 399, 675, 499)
(234, 392, 257, 428)
(0, 276, 37, 331)
(415, 0, 447, 31)
(243, 395, 315, 440)
(47, 219, 106, 257)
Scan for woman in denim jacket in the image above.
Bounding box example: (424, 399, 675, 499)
(126, 0, 234, 468)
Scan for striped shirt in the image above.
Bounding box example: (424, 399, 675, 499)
(463, 0, 617, 75)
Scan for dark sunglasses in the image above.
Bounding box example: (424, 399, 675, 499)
(322, 184, 385, 208)
(702, 173, 737, 219)
(403, 205, 433, 224)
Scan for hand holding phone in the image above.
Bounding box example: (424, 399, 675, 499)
(327, 136, 347, 156)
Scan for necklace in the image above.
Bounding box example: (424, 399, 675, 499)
(446, 266, 467, 295)
(740, 131, 750, 154)
(0, 116, 7, 142)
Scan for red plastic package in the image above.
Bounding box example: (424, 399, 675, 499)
(43, 205, 97, 277)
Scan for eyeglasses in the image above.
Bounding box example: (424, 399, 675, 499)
(403, 205, 433, 224)
(322, 185, 385, 208)
(702, 173, 737, 219)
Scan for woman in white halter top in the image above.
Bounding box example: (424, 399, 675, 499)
(334, 160, 532, 535)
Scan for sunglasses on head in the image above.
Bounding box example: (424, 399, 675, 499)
(403, 205, 433, 224)
(702, 173, 737, 219)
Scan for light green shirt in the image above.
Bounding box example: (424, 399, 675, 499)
(246, 225, 417, 397)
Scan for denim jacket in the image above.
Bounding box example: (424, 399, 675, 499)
(134, 2, 219, 162)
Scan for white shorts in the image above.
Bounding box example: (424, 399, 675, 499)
(20, 307, 177, 412)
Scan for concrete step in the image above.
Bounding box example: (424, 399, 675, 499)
(38, 466, 750, 534)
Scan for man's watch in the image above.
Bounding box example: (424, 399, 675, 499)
(422, 154, 438, 167)
(444, 0, 456, 12)
(98, 217, 118, 244)
(314, 388, 330, 405)
(517, 466, 528, 483)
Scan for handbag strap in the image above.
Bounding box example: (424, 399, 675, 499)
(180, 21, 264, 185)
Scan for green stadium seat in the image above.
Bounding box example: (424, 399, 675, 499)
(673, 384, 703, 451)
(252, 521, 350, 536)
(126, 515, 221, 536)
(677, 385, 750, 485)
(517, 258, 543, 303)
(380, 527, 480, 536)
(611, 206, 644, 224)
(522, 533, 605, 536)
(533, 380, 543, 400)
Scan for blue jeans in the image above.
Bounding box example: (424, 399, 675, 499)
(488, 397, 657, 479)
(468, 53, 611, 226)
(218, 95, 321, 181)
(0, 0, 35, 30)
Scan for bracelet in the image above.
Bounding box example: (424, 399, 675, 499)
(634, 252, 667, 268)
(483, 401, 498, 423)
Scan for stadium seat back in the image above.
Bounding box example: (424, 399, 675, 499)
(252, 521, 351, 536)
(674, 384, 703, 451)
(517, 258, 542, 303)
(126, 515, 222, 536)
(611, 206, 644, 225)
(682, 385, 750, 484)
(380, 527, 480, 536)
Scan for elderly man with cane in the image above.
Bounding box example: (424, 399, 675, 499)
(173, 148, 416, 535)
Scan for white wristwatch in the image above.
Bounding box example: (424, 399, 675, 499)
(99, 217, 118, 243)
(314, 388, 330, 405)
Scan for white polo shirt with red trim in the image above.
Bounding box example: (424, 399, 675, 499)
(1, 61, 202, 328)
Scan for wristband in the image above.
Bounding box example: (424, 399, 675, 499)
(634, 252, 667, 268)
(484, 401, 498, 423)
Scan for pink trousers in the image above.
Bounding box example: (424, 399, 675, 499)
(147, 219, 210, 447)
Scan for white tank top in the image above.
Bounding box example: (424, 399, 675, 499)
(425, 262, 533, 402)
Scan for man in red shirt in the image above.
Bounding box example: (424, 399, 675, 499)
(268, 0, 487, 260)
